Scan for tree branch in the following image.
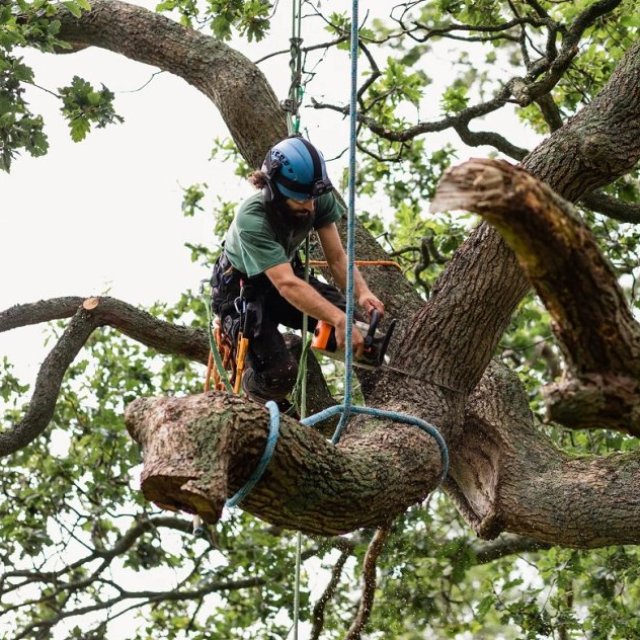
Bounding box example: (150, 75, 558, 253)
(451, 361, 640, 546)
(56, 0, 287, 166)
(309, 548, 351, 640)
(472, 533, 551, 563)
(431, 158, 640, 433)
(581, 190, 640, 224)
(0, 305, 99, 456)
(345, 524, 392, 640)
(124, 392, 446, 535)
(0, 297, 210, 456)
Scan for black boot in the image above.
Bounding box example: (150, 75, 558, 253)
(241, 369, 299, 419)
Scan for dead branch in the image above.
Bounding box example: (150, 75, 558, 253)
(431, 158, 640, 434)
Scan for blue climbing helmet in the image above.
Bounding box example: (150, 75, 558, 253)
(262, 135, 333, 201)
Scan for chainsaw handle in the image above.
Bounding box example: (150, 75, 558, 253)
(364, 309, 381, 348)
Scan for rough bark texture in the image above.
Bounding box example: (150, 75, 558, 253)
(459, 362, 640, 547)
(7, 2, 639, 546)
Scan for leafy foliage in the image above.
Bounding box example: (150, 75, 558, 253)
(58, 76, 124, 142)
(1, 0, 124, 169)
(156, 0, 272, 40)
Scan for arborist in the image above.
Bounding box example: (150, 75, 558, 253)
(210, 134, 384, 405)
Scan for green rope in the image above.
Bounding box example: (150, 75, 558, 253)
(292, 237, 311, 640)
(285, 0, 304, 135)
(205, 284, 233, 393)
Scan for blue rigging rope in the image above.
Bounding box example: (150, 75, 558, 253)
(336, 0, 361, 439)
(301, 405, 449, 483)
(226, 401, 281, 508)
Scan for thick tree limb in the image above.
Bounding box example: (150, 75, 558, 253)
(124, 392, 446, 534)
(0, 296, 84, 330)
(431, 158, 640, 434)
(452, 361, 640, 547)
(57, 0, 287, 164)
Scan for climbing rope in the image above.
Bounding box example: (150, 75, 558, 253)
(284, 0, 304, 134)
(301, 405, 449, 481)
(299, 0, 450, 480)
(201, 6, 449, 630)
(335, 0, 361, 437)
(213, 0, 451, 496)
(292, 236, 310, 640)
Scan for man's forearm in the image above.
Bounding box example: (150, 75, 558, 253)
(328, 254, 371, 299)
(278, 278, 345, 325)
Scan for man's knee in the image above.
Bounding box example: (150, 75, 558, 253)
(243, 358, 298, 401)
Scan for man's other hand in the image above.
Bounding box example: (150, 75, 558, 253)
(358, 291, 385, 318)
(335, 317, 365, 359)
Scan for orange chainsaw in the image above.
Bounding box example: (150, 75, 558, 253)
(311, 310, 396, 369)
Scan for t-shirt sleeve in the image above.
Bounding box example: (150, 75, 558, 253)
(313, 192, 345, 230)
(238, 228, 289, 277)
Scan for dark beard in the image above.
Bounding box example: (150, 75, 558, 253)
(273, 199, 315, 232)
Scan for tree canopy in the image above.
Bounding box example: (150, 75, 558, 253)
(3, 0, 640, 638)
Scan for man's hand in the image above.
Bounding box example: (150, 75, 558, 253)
(358, 291, 385, 318)
(335, 316, 365, 359)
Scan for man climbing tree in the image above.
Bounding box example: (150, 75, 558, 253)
(211, 134, 383, 406)
(3, 0, 640, 639)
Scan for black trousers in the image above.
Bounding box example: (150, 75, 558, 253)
(211, 254, 346, 400)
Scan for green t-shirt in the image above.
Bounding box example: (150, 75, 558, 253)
(224, 191, 344, 277)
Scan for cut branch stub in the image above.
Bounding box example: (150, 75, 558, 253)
(124, 392, 446, 535)
(431, 158, 640, 434)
